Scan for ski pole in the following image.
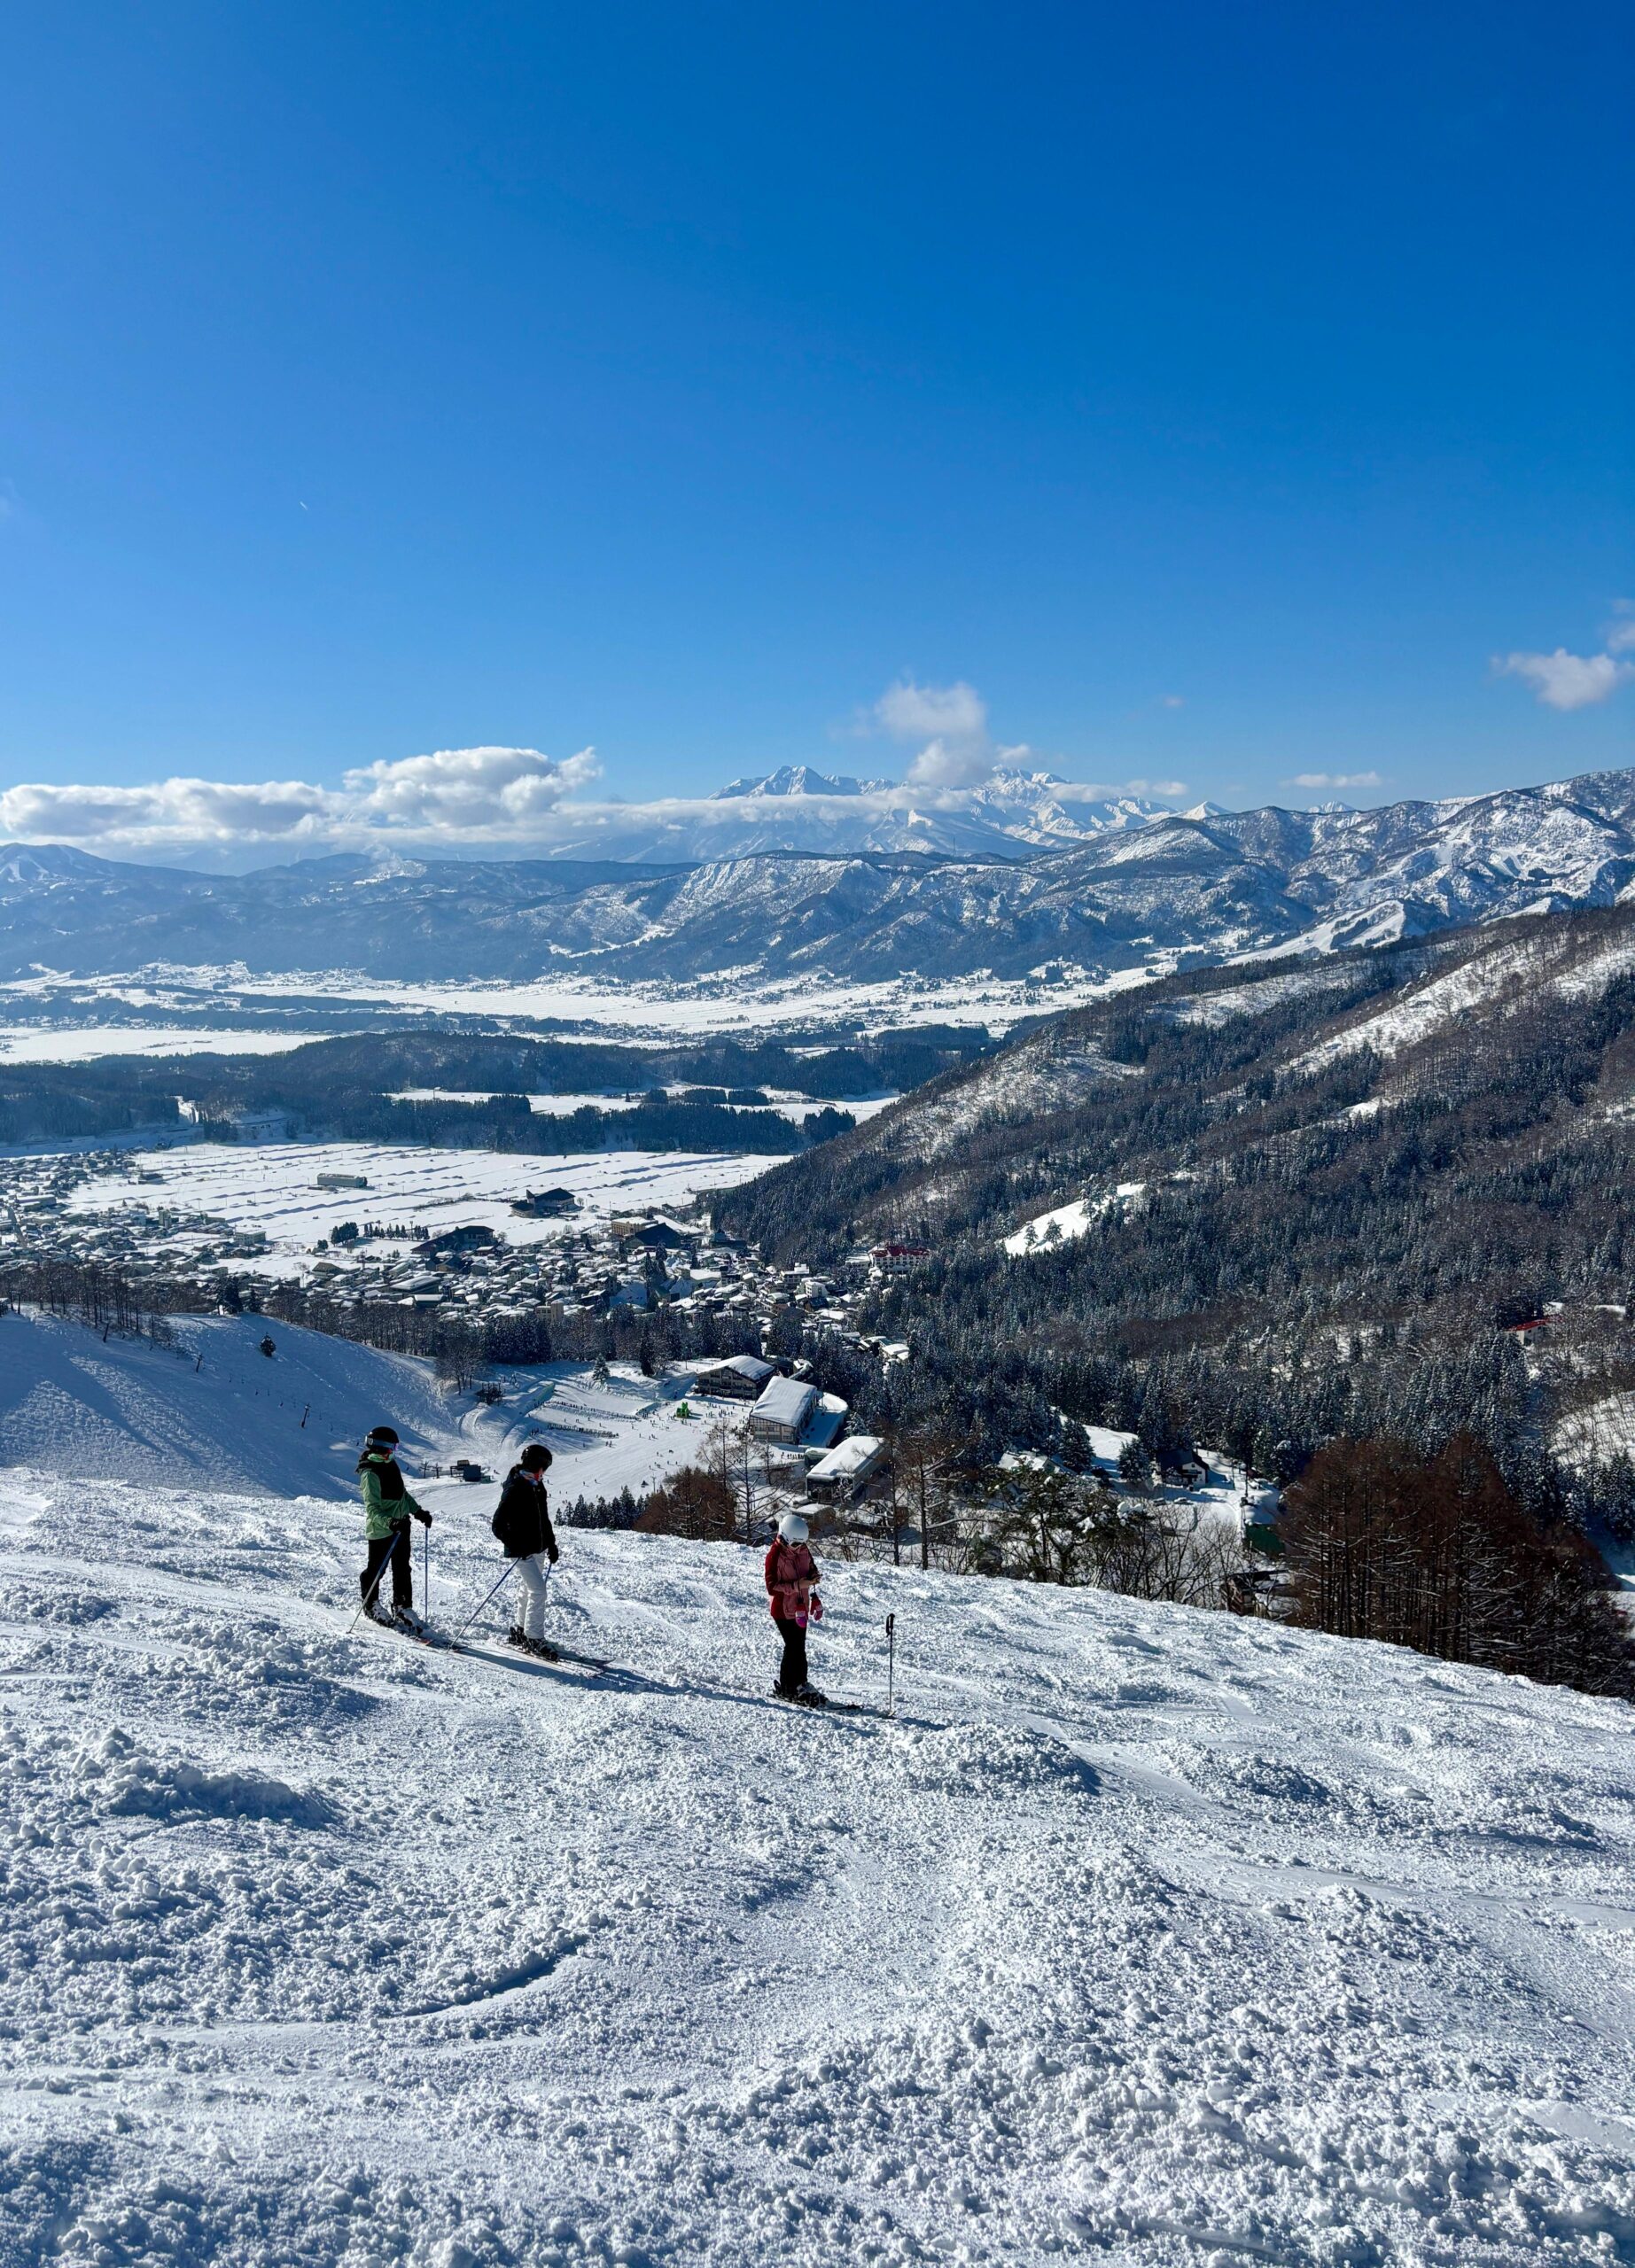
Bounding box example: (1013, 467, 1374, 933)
(885, 1612, 896, 1717)
(451, 1560, 519, 1645)
(347, 1525, 406, 1635)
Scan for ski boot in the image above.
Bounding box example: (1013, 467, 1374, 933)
(393, 1607, 428, 1638)
(524, 1635, 561, 1663)
(792, 1683, 829, 1709)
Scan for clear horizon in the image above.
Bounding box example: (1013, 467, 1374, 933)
(2, 4, 1631, 863)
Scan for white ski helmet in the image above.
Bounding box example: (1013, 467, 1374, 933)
(778, 1511, 809, 1544)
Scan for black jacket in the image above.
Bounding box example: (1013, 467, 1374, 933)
(492, 1467, 558, 1561)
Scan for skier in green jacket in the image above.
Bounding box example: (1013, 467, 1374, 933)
(357, 1425, 432, 1628)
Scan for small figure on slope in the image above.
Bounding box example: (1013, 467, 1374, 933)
(356, 1425, 432, 1630)
(765, 1510, 825, 1705)
(492, 1442, 560, 1658)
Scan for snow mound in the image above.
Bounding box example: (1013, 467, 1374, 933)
(1, 1466, 1633, 2265)
(78, 1727, 335, 1827)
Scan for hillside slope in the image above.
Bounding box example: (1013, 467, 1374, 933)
(0, 1310, 451, 1498)
(2, 1471, 1632, 2266)
(0, 1311, 714, 1509)
(720, 901, 1635, 1503)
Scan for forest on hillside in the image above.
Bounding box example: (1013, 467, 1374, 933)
(720, 907, 1635, 1538)
(0, 1026, 989, 1147)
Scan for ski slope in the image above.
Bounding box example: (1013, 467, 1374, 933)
(0, 1312, 715, 1505)
(1, 1469, 1631, 2266)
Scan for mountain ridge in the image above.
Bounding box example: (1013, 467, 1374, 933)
(5, 764, 1635, 983)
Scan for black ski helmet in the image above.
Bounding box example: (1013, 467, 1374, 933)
(366, 1425, 400, 1449)
(518, 1442, 552, 1472)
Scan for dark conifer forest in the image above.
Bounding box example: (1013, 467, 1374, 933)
(720, 905, 1635, 1550)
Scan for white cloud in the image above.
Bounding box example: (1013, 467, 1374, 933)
(1284, 771, 1385, 790)
(339, 744, 601, 829)
(1117, 776, 1190, 799)
(1496, 647, 1635, 711)
(875, 678, 988, 747)
(0, 745, 602, 854)
(871, 677, 999, 788)
(1606, 602, 1635, 657)
(903, 737, 993, 789)
(0, 682, 1198, 864)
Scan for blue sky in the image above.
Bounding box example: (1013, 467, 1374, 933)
(0, 1, 1631, 858)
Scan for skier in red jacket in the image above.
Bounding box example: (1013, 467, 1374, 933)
(765, 1510, 825, 1705)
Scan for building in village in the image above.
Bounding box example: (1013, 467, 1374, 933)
(692, 1353, 775, 1400)
(511, 1187, 580, 1218)
(749, 1376, 818, 1444)
(175, 1099, 290, 1143)
(806, 1433, 888, 1502)
(617, 1216, 697, 1256)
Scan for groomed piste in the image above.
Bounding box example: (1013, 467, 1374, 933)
(1, 1464, 1632, 2266)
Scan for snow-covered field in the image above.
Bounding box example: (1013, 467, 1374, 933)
(2, 1460, 1632, 2268)
(0, 1312, 724, 1508)
(68, 1141, 772, 1273)
(0, 1025, 329, 1062)
(0, 961, 1144, 1051)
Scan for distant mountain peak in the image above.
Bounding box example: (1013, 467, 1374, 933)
(711, 765, 890, 800)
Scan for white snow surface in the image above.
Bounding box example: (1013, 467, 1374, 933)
(0, 1313, 720, 1509)
(3, 1464, 1634, 2266)
(2, 965, 1127, 1047)
(0, 1025, 327, 1061)
(1003, 1184, 1148, 1256)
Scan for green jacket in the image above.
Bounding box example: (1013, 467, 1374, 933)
(358, 1452, 427, 1541)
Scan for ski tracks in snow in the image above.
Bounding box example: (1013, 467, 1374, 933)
(1, 1468, 1633, 2266)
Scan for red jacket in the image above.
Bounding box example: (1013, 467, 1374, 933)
(764, 1538, 820, 1622)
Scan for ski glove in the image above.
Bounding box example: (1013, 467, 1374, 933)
(547, 1543, 559, 1564)
(412, 1508, 433, 1528)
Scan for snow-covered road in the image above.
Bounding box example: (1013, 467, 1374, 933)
(1, 1470, 1632, 2266)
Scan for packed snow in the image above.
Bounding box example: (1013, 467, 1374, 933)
(1, 1456, 1632, 2266)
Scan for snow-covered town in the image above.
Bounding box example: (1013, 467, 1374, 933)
(0, 1133, 879, 1344)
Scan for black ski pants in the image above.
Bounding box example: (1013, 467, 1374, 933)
(362, 1524, 413, 1614)
(774, 1613, 808, 1696)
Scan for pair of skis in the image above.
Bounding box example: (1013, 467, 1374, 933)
(354, 1551, 617, 1674)
(773, 1612, 898, 1720)
(362, 1608, 616, 1677)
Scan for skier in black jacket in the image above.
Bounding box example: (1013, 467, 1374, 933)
(492, 1443, 559, 1657)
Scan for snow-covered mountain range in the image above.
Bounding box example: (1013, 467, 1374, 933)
(536, 765, 1176, 862)
(4, 765, 1635, 983)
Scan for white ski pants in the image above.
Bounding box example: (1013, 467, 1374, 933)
(515, 1552, 549, 1643)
